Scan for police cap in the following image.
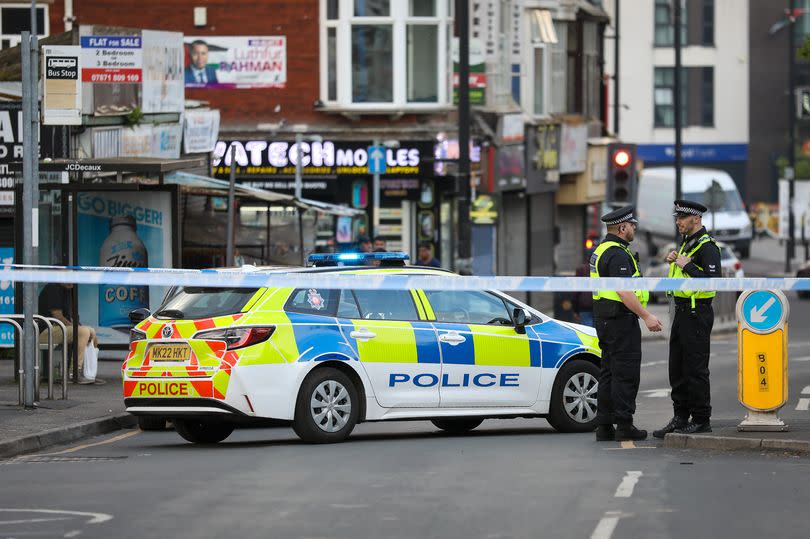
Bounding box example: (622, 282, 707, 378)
(673, 199, 708, 217)
(600, 205, 638, 226)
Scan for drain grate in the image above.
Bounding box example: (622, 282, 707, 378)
(1, 455, 128, 465)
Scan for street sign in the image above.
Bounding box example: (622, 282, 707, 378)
(367, 145, 386, 175)
(740, 290, 787, 333)
(42, 45, 82, 125)
(736, 289, 789, 431)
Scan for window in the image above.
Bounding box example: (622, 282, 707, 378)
(549, 22, 567, 114)
(655, 0, 714, 47)
(653, 66, 714, 128)
(523, 9, 558, 117)
(424, 290, 512, 325)
(336, 290, 361, 318)
(320, 0, 451, 109)
(352, 289, 419, 320)
(286, 288, 340, 316)
(0, 5, 47, 50)
(158, 287, 260, 320)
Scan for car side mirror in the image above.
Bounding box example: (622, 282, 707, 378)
(513, 307, 529, 334)
(129, 308, 151, 325)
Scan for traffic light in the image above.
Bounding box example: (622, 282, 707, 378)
(605, 143, 638, 206)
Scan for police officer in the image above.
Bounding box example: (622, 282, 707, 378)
(653, 200, 721, 438)
(591, 206, 664, 442)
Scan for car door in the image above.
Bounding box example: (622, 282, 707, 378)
(339, 288, 441, 408)
(422, 289, 542, 407)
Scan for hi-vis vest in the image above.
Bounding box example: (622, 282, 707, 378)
(668, 233, 717, 305)
(590, 241, 649, 307)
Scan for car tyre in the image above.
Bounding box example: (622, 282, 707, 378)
(293, 367, 359, 443)
(431, 418, 484, 434)
(547, 359, 600, 433)
(173, 419, 234, 444)
(137, 416, 167, 431)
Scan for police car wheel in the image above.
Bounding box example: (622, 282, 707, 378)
(173, 419, 234, 444)
(547, 359, 599, 433)
(137, 416, 167, 431)
(431, 418, 484, 434)
(293, 368, 359, 443)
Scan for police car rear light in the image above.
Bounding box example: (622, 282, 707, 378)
(195, 326, 275, 350)
(307, 252, 409, 266)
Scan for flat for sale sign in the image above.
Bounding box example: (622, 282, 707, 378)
(80, 35, 142, 83)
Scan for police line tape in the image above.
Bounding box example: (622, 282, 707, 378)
(0, 264, 807, 292)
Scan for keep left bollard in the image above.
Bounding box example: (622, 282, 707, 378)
(736, 290, 789, 431)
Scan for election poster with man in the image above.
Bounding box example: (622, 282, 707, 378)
(184, 36, 286, 89)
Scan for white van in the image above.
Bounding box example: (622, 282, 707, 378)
(636, 167, 752, 258)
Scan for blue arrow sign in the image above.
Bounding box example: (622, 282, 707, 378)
(741, 291, 785, 332)
(368, 146, 386, 174)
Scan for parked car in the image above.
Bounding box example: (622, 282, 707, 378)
(646, 241, 743, 303)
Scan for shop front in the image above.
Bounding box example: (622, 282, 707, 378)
(212, 138, 445, 261)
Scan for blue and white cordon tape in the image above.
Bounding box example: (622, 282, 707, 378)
(0, 264, 808, 292)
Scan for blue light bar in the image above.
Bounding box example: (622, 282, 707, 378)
(307, 252, 410, 265)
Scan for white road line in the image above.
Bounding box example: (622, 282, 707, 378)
(590, 511, 623, 539)
(796, 398, 810, 411)
(615, 471, 643, 498)
(0, 509, 112, 525)
(64, 531, 82, 538)
(802, 386, 810, 395)
(641, 360, 667, 368)
(639, 388, 671, 398)
(792, 356, 810, 362)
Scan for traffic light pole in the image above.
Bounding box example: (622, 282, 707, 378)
(787, 0, 797, 274)
(674, 0, 683, 226)
(456, 0, 471, 262)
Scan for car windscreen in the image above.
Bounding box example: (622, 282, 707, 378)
(155, 287, 260, 320)
(683, 189, 745, 212)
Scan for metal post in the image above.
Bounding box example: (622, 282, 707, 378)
(613, 0, 620, 135)
(20, 30, 36, 408)
(372, 137, 380, 239)
(673, 1, 683, 244)
(788, 0, 797, 273)
(226, 144, 237, 266)
(457, 0, 471, 261)
(294, 132, 303, 201)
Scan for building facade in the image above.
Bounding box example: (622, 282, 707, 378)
(604, 0, 749, 196)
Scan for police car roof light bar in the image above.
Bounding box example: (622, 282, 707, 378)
(307, 252, 410, 267)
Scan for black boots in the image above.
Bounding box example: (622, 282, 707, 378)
(674, 421, 712, 434)
(595, 424, 616, 441)
(652, 416, 689, 439)
(615, 423, 648, 441)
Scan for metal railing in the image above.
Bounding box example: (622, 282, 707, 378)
(0, 314, 68, 404)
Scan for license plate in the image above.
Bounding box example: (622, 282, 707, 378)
(149, 344, 191, 362)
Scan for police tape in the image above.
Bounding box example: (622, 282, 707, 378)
(0, 264, 808, 292)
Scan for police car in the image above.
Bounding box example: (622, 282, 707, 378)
(123, 253, 601, 444)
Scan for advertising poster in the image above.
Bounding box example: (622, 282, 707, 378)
(80, 35, 143, 84)
(184, 36, 286, 89)
(0, 247, 14, 346)
(121, 123, 183, 159)
(183, 109, 221, 153)
(141, 30, 184, 113)
(76, 192, 172, 345)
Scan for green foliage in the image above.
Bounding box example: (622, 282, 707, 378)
(125, 107, 144, 127)
(799, 35, 810, 61)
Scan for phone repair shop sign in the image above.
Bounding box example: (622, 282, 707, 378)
(43, 45, 82, 125)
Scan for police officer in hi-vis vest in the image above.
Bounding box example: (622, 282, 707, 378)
(591, 206, 664, 442)
(653, 200, 721, 438)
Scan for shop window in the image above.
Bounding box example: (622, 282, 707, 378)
(0, 5, 47, 50)
(320, 0, 451, 109)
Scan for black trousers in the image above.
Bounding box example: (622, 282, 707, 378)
(669, 303, 713, 422)
(595, 314, 642, 425)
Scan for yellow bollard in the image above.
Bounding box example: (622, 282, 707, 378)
(736, 290, 789, 431)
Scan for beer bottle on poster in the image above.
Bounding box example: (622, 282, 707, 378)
(98, 215, 150, 327)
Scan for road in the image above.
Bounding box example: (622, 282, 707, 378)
(1, 250, 809, 538)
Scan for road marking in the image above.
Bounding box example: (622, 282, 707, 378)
(615, 471, 643, 498)
(802, 386, 810, 395)
(39, 430, 139, 456)
(590, 511, 623, 539)
(0, 509, 112, 525)
(639, 388, 671, 398)
(797, 399, 810, 411)
(64, 531, 82, 538)
(0, 517, 72, 524)
(792, 356, 810, 362)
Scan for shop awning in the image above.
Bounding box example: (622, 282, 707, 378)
(165, 172, 365, 217)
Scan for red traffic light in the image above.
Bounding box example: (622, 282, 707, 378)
(612, 149, 631, 168)
(585, 238, 595, 250)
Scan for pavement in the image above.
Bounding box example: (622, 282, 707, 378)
(0, 236, 809, 461)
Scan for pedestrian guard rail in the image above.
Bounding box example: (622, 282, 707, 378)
(0, 314, 68, 404)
